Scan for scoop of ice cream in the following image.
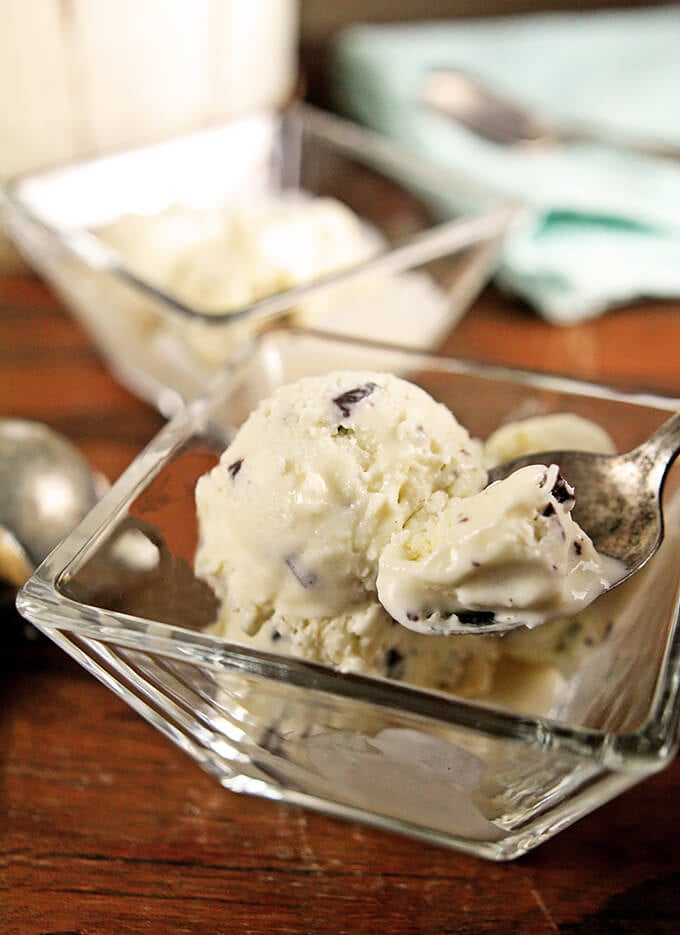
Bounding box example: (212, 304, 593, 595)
(377, 463, 624, 634)
(232, 196, 381, 294)
(196, 373, 625, 703)
(483, 412, 616, 467)
(98, 204, 221, 286)
(195, 371, 487, 639)
(154, 197, 380, 315)
(98, 197, 379, 313)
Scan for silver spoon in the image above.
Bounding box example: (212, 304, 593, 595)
(420, 68, 680, 159)
(487, 410, 680, 590)
(0, 419, 108, 588)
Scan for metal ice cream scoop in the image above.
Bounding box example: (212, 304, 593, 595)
(0, 419, 107, 588)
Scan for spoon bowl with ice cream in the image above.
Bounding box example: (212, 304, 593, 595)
(487, 412, 680, 583)
(379, 412, 680, 636)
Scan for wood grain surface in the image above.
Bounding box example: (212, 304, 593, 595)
(2, 273, 680, 935)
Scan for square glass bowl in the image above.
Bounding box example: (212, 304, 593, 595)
(1, 104, 512, 416)
(17, 328, 680, 861)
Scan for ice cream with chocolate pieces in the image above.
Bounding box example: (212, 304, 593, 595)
(195, 371, 622, 696)
(377, 462, 623, 635)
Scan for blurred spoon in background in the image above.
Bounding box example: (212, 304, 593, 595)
(420, 68, 680, 158)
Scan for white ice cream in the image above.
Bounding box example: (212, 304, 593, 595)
(195, 370, 500, 694)
(377, 462, 623, 634)
(99, 197, 380, 315)
(195, 372, 623, 697)
(166, 197, 380, 314)
(92, 198, 457, 406)
(483, 412, 617, 468)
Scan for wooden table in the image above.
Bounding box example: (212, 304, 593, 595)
(2, 273, 679, 934)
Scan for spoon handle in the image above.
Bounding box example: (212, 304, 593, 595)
(553, 125, 680, 161)
(635, 412, 680, 487)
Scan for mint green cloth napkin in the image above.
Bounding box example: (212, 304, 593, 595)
(332, 6, 680, 323)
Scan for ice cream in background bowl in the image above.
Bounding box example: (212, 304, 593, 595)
(96, 197, 383, 319)
(81, 196, 465, 409)
(195, 369, 626, 710)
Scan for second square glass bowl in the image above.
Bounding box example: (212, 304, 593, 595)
(2, 104, 512, 415)
(18, 328, 680, 861)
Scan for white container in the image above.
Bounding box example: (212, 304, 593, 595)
(0, 0, 299, 269)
